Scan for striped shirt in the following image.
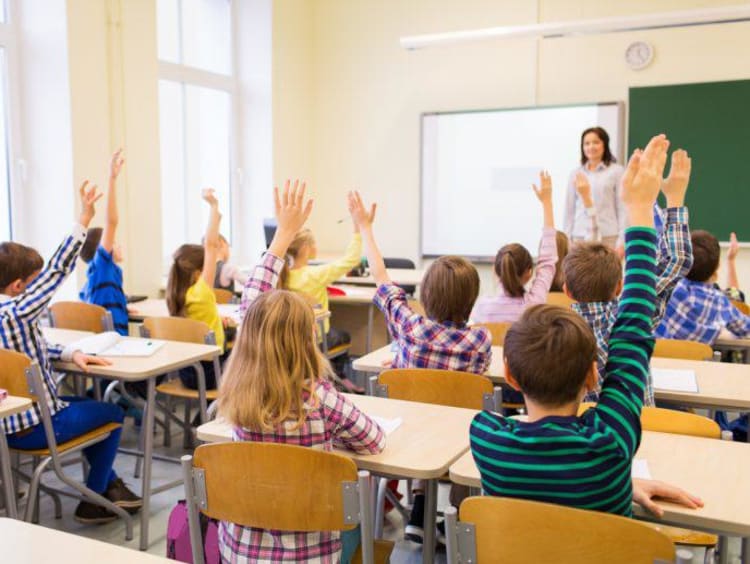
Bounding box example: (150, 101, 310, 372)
(470, 227, 658, 517)
(374, 283, 492, 374)
(1, 226, 86, 434)
(471, 227, 558, 324)
(79, 245, 128, 335)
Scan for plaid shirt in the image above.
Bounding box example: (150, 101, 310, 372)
(573, 207, 692, 406)
(374, 283, 492, 374)
(239, 251, 285, 318)
(656, 279, 750, 344)
(1, 226, 86, 434)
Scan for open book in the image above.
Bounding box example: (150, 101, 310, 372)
(71, 332, 166, 357)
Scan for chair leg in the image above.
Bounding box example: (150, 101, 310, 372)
(134, 404, 146, 479)
(182, 400, 193, 450)
(163, 396, 172, 448)
(102, 380, 120, 403)
(374, 477, 387, 539)
(23, 456, 52, 522)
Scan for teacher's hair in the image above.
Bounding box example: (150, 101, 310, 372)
(580, 127, 616, 166)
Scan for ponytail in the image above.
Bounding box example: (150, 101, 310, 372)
(277, 229, 316, 290)
(167, 244, 205, 316)
(494, 243, 533, 298)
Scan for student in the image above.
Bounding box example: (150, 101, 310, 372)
(79, 149, 128, 335)
(657, 229, 750, 344)
(220, 180, 385, 564)
(550, 230, 569, 293)
(348, 189, 491, 543)
(213, 234, 248, 293)
(470, 134, 669, 516)
(472, 171, 558, 323)
(167, 189, 228, 390)
(563, 149, 693, 405)
(0, 181, 141, 523)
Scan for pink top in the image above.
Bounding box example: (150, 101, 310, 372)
(471, 227, 558, 324)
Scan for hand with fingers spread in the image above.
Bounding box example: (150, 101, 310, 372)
(268, 179, 314, 258)
(632, 478, 703, 518)
(532, 170, 554, 228)
(621, 134, 670, 228)
(574, 172, 594, 208)
(661, 148, 691, 208)
(109, 149, 125, 181)
(347, 190, 389, 286)
(347, 190, 377, 232)
(78, 180, 103, 228)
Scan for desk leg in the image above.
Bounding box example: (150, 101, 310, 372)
(366, 304, 374, 354)
(718, 536, 729, 564)
(422, 479, 437, 564)
(194, 363, 208, 424)
(139, 378, 156, 551)
(741, 537, 748, 563)
(0, 430, 17, 519)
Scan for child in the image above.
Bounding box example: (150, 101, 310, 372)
(348, 189, 491, 543)
(472, 171, 558, 323)
(213, 234, 247, 293)
(0, 181, 141, 523)
(550, 230, 569, 292)
(167, 189, 228, 390)
(563, 149, 694, 405)
(220, 180, 385, 563)
(470, 134, 668, 516)
(79, 150, 128, 335)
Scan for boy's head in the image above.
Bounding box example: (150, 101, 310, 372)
(504, 304, 597, 406)
(687, 230, 720, 283)
(421, 255, 480, 325)
(562, 242, 622, 302)
(81, 227, 123, 264)
(0, 242, 44, 296)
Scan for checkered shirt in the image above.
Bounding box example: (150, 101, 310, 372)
(239, 251, 285, 319)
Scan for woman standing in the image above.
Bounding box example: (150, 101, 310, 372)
(564, 127, 624, 248)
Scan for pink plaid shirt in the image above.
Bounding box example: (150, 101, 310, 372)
(374, 283, 492, 374)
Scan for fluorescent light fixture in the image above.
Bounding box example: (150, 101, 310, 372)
(400, 4, 750, 50)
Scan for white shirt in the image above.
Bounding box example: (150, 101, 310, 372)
(564, 161, 625, 240)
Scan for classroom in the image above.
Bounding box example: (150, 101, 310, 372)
(1, 1, 750, 563)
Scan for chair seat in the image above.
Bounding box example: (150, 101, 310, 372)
(327, 343, 352, 359)
(351, 539, 395, 564)
(10, 422, 122, 456)
(643, 523, 718, 547)
(157, 380, 219, 400)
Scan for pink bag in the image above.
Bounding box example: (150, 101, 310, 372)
(166, 500, 220, 564)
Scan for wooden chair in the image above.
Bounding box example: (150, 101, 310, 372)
(181, 443, 392, 564)
(212, 288, 234, 304)
(654, 338, 716, 361)
(374, 368, 495, 410)
(474, 322, 512, 346)
(730, 299, 750, 315)
(444, 496, 684, 564)
(0, 350, 131, 538)
(48, 301, 113, 333)
(547, 291, 575, 308)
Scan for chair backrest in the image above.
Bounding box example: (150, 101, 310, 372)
(731, 299, 750, 315)
(383, 257, 417, 296)
(654, 338, 714, 361)
(377, 368, 493, 410)
(212, 288, 234, 304)
(547, 291, 575, 307)
(474, 322, 512, 346)
(447, 497, 675, 564)
(141, 316, 214, 345)
(578, 403, 721, 439)
(49, 301, 112, 333)
(0, 349, 33, 398)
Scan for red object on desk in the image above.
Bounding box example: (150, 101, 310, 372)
(326, 286, 347, 297)
(0, 388, 7, 403)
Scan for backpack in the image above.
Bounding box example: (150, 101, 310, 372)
(166, 500, 220, 564)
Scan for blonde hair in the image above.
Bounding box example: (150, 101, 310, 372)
(217, 290, 333, 430)
(278, 229, 316, 289)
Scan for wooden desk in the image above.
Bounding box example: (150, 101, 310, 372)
(336, 268, 423, 287)
(128, 299, 242, 325)
(197, 393, 476, 564)
(449, 431, 750, 538)
(0, 397, 33, 519)
(329, 286, 381, 354)
(0, 518, 171, 562)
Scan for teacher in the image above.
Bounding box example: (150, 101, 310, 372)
(564, 126, 625, 248)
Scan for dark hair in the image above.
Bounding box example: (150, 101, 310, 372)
(580, 127, 615, 166)
(167, 244, 204, 316)
(504, 304, 597, 406)
(687, 230, 720, 283)
(563, 242, 622, 302)
(494, 243, 532, 298)
(81, 227, 103, 263)
(550, 231, 570, 292)
(0, 242, 44, 289)
(421, 256, 480, 325)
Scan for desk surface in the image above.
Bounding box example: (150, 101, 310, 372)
(42, 327, 221, 380)
(329, 285, 377, 304)
(353, 345, 750, 411)
(0, 518, 170, 563)
(197, 393, 476, 479)
(128, 298, 329, 323)
(336, 268, 423, 287)
(449, 431, 750, 537)
(0, 396, 32, 418)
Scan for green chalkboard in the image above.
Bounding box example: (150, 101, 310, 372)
(629, 79, 750, 241)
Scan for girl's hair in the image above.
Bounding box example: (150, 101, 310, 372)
(218, 290, 333, 430)
(494, 243, 533, 298)
(551, 231, 570, 292)
(278, 229, 316, 289)
(167, 244, 204, 316)
(580, 126, 616, 166)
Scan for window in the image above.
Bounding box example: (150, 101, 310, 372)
(157, 0, 235, 267)
(0, 0, 16, 241)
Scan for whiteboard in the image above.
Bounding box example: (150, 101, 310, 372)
(421, 103, 623, 259)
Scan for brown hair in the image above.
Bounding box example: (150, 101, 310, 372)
(0, 242, 44, 289)
(563, 242, 622, 303)
(167, 244, 204, 316)
(504, 304, 596, 406)
(494, 243, 533, 298)
(278, 229, 316, 289)
(687, 230, 720, 283)
(81, 227, 103, 263)
(580, 127, 616, 166)
(550, 231, 570, 292)
(421, 256, 480, 324)
(218, 290, 333, 430)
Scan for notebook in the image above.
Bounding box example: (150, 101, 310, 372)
(631, 459, 651, 480)
(652, 368, 699, 393)
(71, 332, 165, 357)
(371, 416, 402, 435)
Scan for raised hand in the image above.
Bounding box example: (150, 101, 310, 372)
(661, 149, 691, 207)
(621, 134, 670, 226)
(532, 170, 552, 204)
(274, 179, 314, 235)
(575, 172, 593, 207)
(109, 149, 125, 180)
(78, 180, 102, 228)
(202, 188, 219, 208)
(728, 232, 740, 262)
(347, 191, 377, 231)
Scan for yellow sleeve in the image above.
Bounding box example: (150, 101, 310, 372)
(303, 233, 362, 286)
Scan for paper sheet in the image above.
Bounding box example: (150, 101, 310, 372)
(631, 458, 652, 480)
(371, 416, 403, 435)
(652, 368, 699, 393)
(71, 332, 165, 357)
(217, 304, 242, 324)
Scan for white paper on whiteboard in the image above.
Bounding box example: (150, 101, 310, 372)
(652, 368, 699, 393)
(371, 416, 402, 435)
(631, 459, 652, 480)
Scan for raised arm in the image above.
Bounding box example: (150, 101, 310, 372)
(200, 188, 222, 288)
(347, 190, 387, 285)
(575, 171, 601, 242)
(527, 171, 558, 302)
(727, 232, 740, 290)
(101, 149, 124, 253)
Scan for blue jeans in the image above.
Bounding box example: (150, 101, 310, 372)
(7, 397, 124, 493)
